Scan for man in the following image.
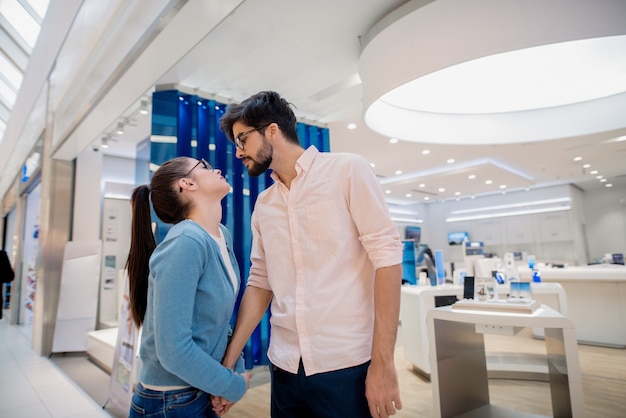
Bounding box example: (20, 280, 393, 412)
(218, 91, 403, 418)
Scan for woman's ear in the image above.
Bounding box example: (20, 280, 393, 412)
(178, 178, 194, 192)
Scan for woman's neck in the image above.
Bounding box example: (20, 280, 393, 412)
(186, 203, 222, 236)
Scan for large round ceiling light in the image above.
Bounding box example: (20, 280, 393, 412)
(382, 35, 626, 115)
(359, 0, 626, 145)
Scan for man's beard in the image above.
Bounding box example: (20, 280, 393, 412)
(246, 137, 273, 177)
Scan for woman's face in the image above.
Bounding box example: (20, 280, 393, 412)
(184, 158, 231, 199)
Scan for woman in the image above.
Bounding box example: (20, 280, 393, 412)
(126, 156, 250, 418)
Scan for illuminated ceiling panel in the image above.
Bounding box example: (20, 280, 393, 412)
(0, 0, 49, 144)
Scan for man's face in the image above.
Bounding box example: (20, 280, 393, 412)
(232, 121, 273, 177)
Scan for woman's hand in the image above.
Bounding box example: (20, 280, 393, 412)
(211, 372, 252, 416)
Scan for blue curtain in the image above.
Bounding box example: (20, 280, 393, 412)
(150, 90, 329, 368)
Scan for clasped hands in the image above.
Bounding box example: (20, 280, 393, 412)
(211, 372, 252, 416)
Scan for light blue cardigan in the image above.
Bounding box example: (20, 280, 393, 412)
(138, 220, 246, 402)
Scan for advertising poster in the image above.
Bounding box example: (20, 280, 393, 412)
(21, 183, 41, 329)
(106, 276, 140, 415)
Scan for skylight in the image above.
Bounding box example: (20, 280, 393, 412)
(0, 0, 49, 145)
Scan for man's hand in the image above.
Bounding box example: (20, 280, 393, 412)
(211, 372, 252, 416)
(365, 359, 402, 418)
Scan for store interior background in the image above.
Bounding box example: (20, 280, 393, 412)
(0, 1, 625, 414)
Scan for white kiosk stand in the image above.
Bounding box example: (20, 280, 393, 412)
(427, 305, 584, 418)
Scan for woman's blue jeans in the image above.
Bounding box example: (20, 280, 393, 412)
(129, 382, 218, 418)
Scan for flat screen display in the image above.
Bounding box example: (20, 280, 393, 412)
(448, 231, 469, 245)
(405, 226, 421, 243)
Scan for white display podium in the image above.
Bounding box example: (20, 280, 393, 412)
(400, 284, 462, 377)
(519, 265, 626, 348)
(426, 305, 584, 418)
(400, 283, 566, 377)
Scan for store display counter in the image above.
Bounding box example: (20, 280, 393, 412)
(86, 327, 118, 373)
(427, 305, 584, 418)
(400, 285, 462, 377)
(400, 283, 566, 378)
(519, 265, 626, 348)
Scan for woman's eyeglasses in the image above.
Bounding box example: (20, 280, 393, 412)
(179, 159, 213, 192)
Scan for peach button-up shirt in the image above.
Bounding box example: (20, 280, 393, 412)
(247, 146, 402, 376)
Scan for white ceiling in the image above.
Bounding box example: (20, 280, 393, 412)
(1, 0, 625, 207)
(155, 0, 626, 206)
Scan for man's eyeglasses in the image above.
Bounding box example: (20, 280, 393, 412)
(234, 124, 270, 150)
(179, 159, 213, 192)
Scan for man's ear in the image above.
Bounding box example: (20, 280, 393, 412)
(267, 122, 279, 139)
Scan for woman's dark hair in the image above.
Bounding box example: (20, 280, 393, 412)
(126, 157, 193, 327)
(219, 90, 300, 145)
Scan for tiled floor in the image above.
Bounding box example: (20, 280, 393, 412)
(3, 306, 626, 417)
(0, 314, 115, 418)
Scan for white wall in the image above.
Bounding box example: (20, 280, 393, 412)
(73, 147, 103, 241)
(393, 184, 626, 269)
(73, 151, 137, 242)
(402, 185, 582, 268)
(583, 185, 626, 261)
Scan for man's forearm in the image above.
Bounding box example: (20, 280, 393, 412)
(223, 285, 273, 369)
(372, 264, 402, 362)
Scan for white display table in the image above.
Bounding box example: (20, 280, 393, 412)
(519, 265, 626, 348)
(400, 283, 566, 377)
(426, 305, 584, 418)
(86, 327, 118, 373)
(400, 284, 462, 377)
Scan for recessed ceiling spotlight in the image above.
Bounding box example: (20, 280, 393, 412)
(616, 136, 626, 142)
(419, 183, 425, 188)
(485, 180, 493, 184)
(583, 164, 591, 168)
(590, 170, 598, 174)
(596, 175, 603, 179)
(447, 158, 455, 164)
(369, 162, 376, 168)
(347, 123, 357, 130)
(395, 170, 402, 175)
(385, 190, 391, 194)
(389, 138, 398, 144)
(438, 187, 445, 192)
(499, 185, 507, 189)
(573, 156, 582, 161)
(468, 174, 476, 179)
(424, 196, 430, 201)
(600, 178, 607, 182)
(139, 99, 149, 115)
(454, 192, 461, 196)
(606, 183, 613, 187)
(422, 149, 430, 155)
(406, 193, 412, 197)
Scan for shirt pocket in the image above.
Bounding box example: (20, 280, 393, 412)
(306, 200, 340, 240)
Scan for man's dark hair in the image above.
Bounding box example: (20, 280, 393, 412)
(219, 91, 300, 145)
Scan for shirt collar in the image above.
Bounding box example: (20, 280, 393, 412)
(270, 145, 319, 184)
